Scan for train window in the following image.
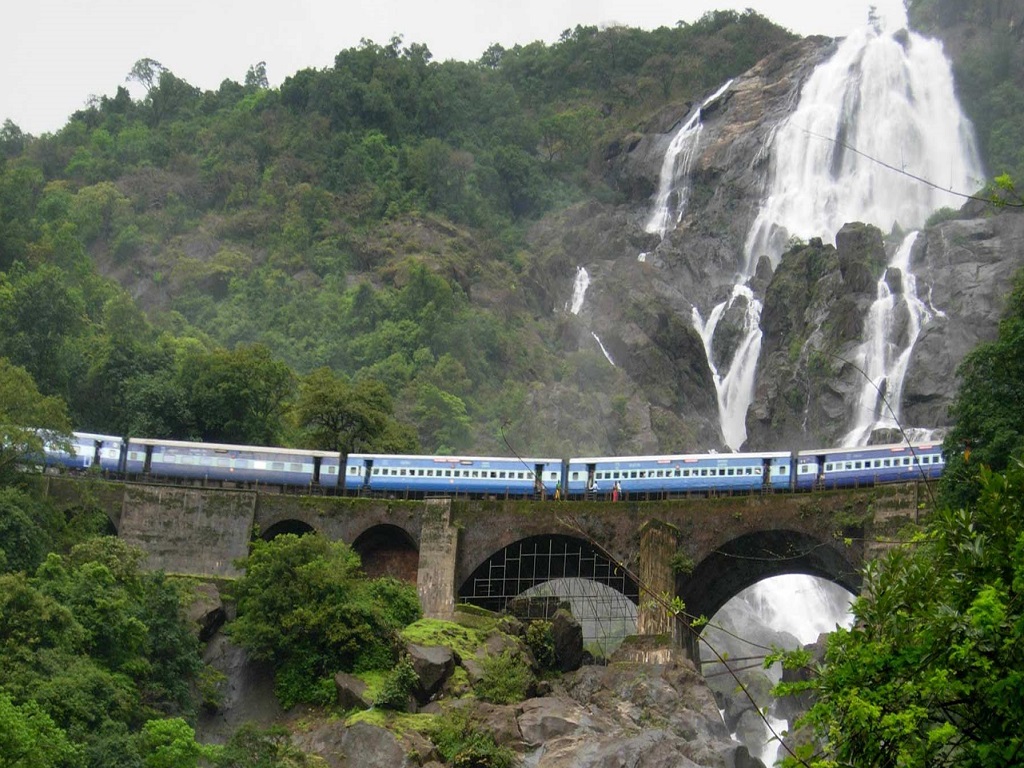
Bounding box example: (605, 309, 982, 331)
(488, 471, 496, 478)
(674, 469, 681, 477)
(272, 462, 285, 471)
(630, 471, 637, 478)
(549, 472, 558, 480)
(444, 470, 451, 477)
(289, 463, 302, 472)
(571, 472, 579, 480)
(844, 462, 852, 470)
(754, 467, 761, 475)
(903, 458, 911, 465)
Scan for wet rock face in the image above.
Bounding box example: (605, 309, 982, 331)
(524, 27, 1024, 454)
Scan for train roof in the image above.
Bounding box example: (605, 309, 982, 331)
(570, 451, 791, 463)
(348, 453, 561, 464)
(73, 431, 125, 442)
(796, 442, 939, 458)
(127, 437, 338, 458)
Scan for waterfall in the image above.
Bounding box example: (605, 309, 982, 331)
(842, 231, 937, 446)
(744, 9, 983, 271)
(693, 285, 763, 450)
(567, 266, 590, 315)
(592, 332, 616, 366)
(645, 79, 733, 238)
(732, 10, 982, 446)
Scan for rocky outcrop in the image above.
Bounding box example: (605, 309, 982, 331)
(745, 208, 1024, 448)
(305, 644, 761, 768)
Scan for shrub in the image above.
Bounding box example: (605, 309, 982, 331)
(428, 708, 516, 768)
(374, 655, 419, 710)
(525, 620, 555, 670)
(475, 650, 533, 704)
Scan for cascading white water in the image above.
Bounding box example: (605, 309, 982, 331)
(645, 79, 733, 238)
(567, 266, 590, 315)
(724, 7, 983, 448)
(693, 285, 763, 450)
(592, 332, 616, 366)
(744, 9, 983, 271)
(842, 231, 938, 446)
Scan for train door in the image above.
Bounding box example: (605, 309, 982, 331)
(761, 456, 774, 490)
(533, 463, 547, 497)
(360, 458, 374, 495)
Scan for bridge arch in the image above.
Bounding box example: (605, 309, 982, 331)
(678, 528, 861, 662)
(352, 524, 419, 583)
(261, 519, 316, 539)
(459, 534, 640, 656)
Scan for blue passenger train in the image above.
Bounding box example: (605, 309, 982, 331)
(39, 431, 946, 498)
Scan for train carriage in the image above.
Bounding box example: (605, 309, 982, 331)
(44, 432, 125, 472)
(797, 442, 945, 489)
(567, 452, 792, 497)
(345, 453, 562, 497)
(124, 438, 335, 487)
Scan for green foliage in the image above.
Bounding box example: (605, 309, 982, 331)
(669, 549, 695, 575)
(427, 707, 516, 768)
(0, 690, 79, 768)
(785, 462, 1024, 768)
(525, 620, 556, 670)
(138, 718, 219, 768)
(0, 536, 205, 768)
(213, 723, 319, 768)
(227, 534, 421, 709)
(373, 655, 419, 710)
(295, 367, 417, 454)
(0, 488, 66, 574)
(475, 650, 533, 704)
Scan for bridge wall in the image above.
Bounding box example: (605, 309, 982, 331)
(41, 478, 933, 649)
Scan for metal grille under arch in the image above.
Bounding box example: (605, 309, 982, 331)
(459, 535, 640, 656)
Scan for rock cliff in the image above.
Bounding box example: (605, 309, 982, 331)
(523, 29, 1024, 453)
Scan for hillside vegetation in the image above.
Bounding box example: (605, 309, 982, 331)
(1, 2, 1021, 456)
(1, 11, 796, 453)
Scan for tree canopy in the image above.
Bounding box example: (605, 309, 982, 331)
(227, 533, 421, 708)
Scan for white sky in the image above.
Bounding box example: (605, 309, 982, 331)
(3, 0, 907, 136)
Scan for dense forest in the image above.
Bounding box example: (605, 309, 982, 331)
(0, 10, 801, 456)
(2, 3, 1024, 765)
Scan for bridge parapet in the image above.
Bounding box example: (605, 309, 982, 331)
(39, 478, 935, 656)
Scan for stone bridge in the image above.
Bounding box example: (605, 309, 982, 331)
(41, 476, 932, 661)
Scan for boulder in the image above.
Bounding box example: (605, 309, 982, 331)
(406, 643, 456, 702)
(517, 696, 595, 746)
(334, 672, 371, 711)
(550, 609, 584, 672)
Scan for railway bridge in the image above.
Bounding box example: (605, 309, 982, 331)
(41, 476, 932, 660)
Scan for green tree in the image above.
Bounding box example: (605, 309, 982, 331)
(138, 718, 218, 768)
(0, 691, 78, 768)
(942, 269, 1024, 508)
(0, 357, 72, 483)
(780, 463, 1024, 768)
(181, 344, 295, 445)
(227, 534, 420, 708)
(295, 367, 417, 454)
(413, 383, 472, 453)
